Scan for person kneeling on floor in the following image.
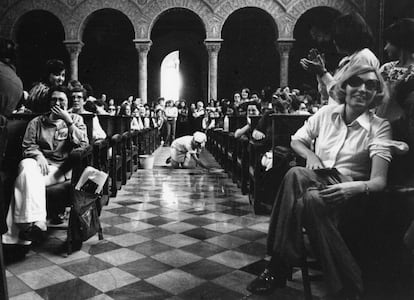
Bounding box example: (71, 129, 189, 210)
(166, 131, 209, 169)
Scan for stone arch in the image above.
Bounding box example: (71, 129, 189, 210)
(287, 0, 360, 38)
(72, 0, 140, 40)
(143, 0, 212, 39)
(0, 0, 69, 40)
(215, 0, 284, 40)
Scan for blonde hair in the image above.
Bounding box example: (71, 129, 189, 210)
(334, 64, 388, 109)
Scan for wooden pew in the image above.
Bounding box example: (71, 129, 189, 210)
(80, 113, 110, 206)
(249, 114, 309, 213)
(97, 115, 123, 197)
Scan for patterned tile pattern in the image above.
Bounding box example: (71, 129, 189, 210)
(6, 148, 323, 300)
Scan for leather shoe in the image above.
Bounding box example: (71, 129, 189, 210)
(246, 269, 287, 295)
(19, 225, 46, 243)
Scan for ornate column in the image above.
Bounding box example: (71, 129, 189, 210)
(204, 39, 222, 101)
(63, 40, 83, 81)
(277, 39, 294, 88)
(134, 39, 152, 104)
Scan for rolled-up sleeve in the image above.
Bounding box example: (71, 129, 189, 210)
(291, 111, 320, 147)
(369, 119, 392, 162)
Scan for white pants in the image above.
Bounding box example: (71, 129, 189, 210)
(3, 158, 70, 245)
(170, 149, 196, 169)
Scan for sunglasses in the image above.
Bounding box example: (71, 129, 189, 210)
(346, 76, 380, 92)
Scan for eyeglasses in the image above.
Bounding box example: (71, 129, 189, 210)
(346, 76, 380, 92)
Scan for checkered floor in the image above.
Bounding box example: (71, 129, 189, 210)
(6, 148, 327, 300)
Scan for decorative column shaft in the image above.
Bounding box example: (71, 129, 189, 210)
(204, 39, 222, 101)
(277, 39, 294, 88)
(134, 39, 152, 104)
(63, 40, 83, 81)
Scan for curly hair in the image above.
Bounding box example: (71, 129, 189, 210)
(334, 64, 388, 109)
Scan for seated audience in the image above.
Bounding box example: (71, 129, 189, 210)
(247, 65, 391, 299)
(3, 86, 88, 246)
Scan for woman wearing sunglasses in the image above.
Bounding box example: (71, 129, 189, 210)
(247, 65, 392, 299)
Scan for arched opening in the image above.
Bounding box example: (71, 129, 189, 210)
(15, 10, 68, 90)
(160, 51, 181, 101)
(149, 8, 207, 105)
(79, 9, 137, 103)
(219, 8, 279, 100)
(290, 7, 341, 94)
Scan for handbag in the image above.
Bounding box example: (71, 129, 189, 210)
(67, 187, 103, 253)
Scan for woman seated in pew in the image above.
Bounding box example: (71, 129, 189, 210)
(131, 106, 144, 131)
(247, 65, 393, 299)
(202, 109, 216, 132)
(250, 94, 291, 142)
(234, 103, 260, 139)
(3, 85, 88, 246)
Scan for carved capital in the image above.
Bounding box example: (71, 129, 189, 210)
(63, 40, 84, 58)
(204, 39, 223, 56)
(277, 39, 295, 57)
(134, 39, 152, 55)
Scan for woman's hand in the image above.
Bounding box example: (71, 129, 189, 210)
(51, 105, 72, 125)
(319, 182, 363, 208)
(252, 129, 265, 140)
(300, 54, 326, 76)
(306, 153, 324, 169)
(36, 155, 49, 176)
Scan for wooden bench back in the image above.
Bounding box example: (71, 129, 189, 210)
(271, 114, 309, 148)
(228, 115, 261, 133)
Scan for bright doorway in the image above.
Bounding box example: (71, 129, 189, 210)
(160, 51, 181, 101)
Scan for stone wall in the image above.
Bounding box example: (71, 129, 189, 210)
(0, 0, 361, 41)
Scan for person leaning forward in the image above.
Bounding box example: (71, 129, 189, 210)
(166, 131, 208, 169)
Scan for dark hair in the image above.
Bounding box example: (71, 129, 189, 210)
(82, 83, 94, 98)
(0, 37, 17, 66)
(48, 85, 69, 101)
(44, 59, 65, 78)
(332, 13, 373, 53)
(68, 79, 82, 89)
(119, 102, 131, 116)
(261, 86, 274, 103)
(70, 85, 87, 99)
(241, 88, 250, 97)
(384, 18, 414, 53)
(84, 100, 98, 114)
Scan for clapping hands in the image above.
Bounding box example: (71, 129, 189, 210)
(300, 49, 327, 77)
